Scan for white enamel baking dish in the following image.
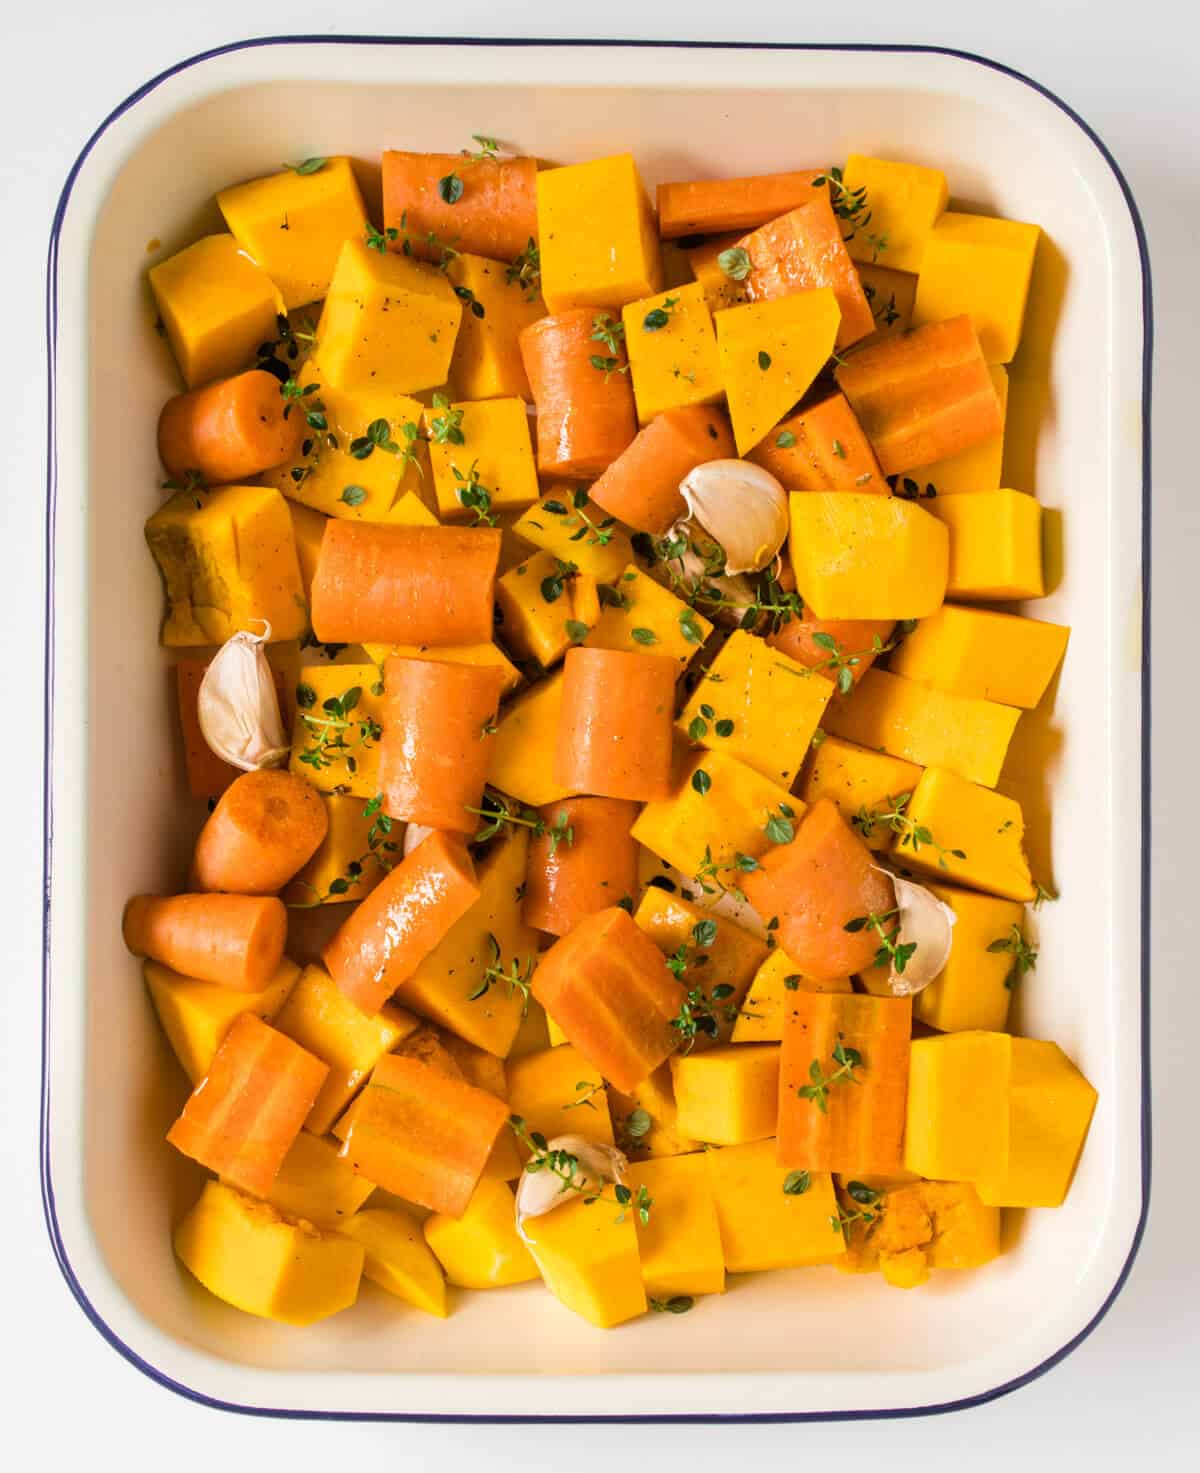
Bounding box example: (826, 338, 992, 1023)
(41, 37, 1151, 1421)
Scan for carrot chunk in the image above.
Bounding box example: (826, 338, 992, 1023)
(123, 893, 287, 992)
(588, 405, 735, 534)
(382, 151, 538, 265)
(554, 647, 678, 802)
(656, 169, 824, 240)
(747, 391, 885, 494)
(157, 368, 304, 486)
(523, 797, 639, 936)
(192, 770, 328, 895)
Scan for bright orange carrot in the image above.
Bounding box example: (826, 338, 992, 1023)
(339, 1052, 508, 1215)
(166, 1013, 329, 1196)
(523, 797, 639, 935)
(322, 831, 480, 1015)
(766, 616, 895, 689)
(310, 522, 502, 647)
(382, 150, 538, 264)
(531, 907, 683, 1091)
(835, 314, 1003, 475)
(739, 193, 875, 348)
(747, 391, 885, 494)
(554, 647, 677, 802)
(657, 169, 824, 240)
(777, 991, 911, 1174)
(192, 770, 328, 895)
(123, 893, 287, 991)
(157, 368, 304, 486)
(588, 405, 735, 534)
(743, 799, 894, 980)
(379, 656, 504, 834)
(519, 308, 638, 479)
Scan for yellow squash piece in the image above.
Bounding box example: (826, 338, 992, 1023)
(144, 958, 299, 1085)
(495, 550, 600, 668)
(705, 1139, 843, 1273)
(286, 501, 328, 603)
(855, 262, 918, 344)
(148, 234, 284, 389)
(282, 793, 395, 908)
(889, 604, 1070, 710)
(446, 252, 547, 400)
(625, 1154, 726, 1299)
(506, 1043, 615, 1153)
(823, 668, 1020, 789)
(621, 282, 723, 422)
(716, 289, 842, 454)
(145, 484, 307, 646)
(608, 1063, 699, 1160)
(928, 488, 1046, 601)
(489, 671, 575, 808)
(911, 883, 1025, 1033)
(912, 212, 1041, 364)
(839, 1179, 1000, 1287)
(685, 232, 750, 313)
(362, 640, 521, 696)
(841, 156, 949, 275)
(521, 1196, 647, 1328)
(905, 1031, 1012, 1182)
(288, 663, 385, 798)
(217, 156, 370, 310)
(798, 735, 923, 851)
(264, 1129, 377, 1228)
(585, 564, 713, 670)
(338, 1207, 448, 1317)
(909, 365, 1008, 493)
(427, 397, 540, 521)
(536, 153, 663, 314)
(899, 767, 1036, 901)
(510, 492, 635, 582)
(175, 1180, 363, 1327)
(423, 1178, 539, 1288)
(788, 492, 948, 621)
(731, 950, 852, 1043)
(671, 1045, 780, 1145)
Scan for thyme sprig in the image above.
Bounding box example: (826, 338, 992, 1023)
(797, 1039, 866, 1113)
(294, 683, 381, 776)
(988, 924, 1039, 991)
(813, 166, 889, 260)
(465, 792, 575, 855)
(850, 791, 966, 868)
(468, 935, 536, 1013)
(844, 907, 915, 974)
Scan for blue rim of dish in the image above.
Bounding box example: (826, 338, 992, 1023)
(41, 33, 1153, 1424)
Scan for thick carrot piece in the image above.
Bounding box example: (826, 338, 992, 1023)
(519, 309, 638, 479)
(657, 169, 824, 240)
(766, 616, 895, 689)
(123, 893, 287, 991)
(166, 1014, 329, 1196)
(835, 314, 1003, 475)
(339, 1052, 508, 1215)
(588, 405, 735, 534)
(322, 831, 480, 1016)
(554, 647, 678, 802)
(310, 522, 501, 647)
(192, 770, 328, 895)
(777, 991, 911, 1175)
(523, 797, 639, 936)
(379, 656, 504, 834)
(382, 151, 538, 265)
(157, 369, 304, 486)
(743, 799, 894, 981)
(739, 194, 876, 349)
(747, 391, 886, 495)
(531, 907, 683, 1091)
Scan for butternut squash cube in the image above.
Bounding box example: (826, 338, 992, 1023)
(912, 883, 1025, 1033)
(446, 252, 547, 400)
(316, 238, 462, 393)
(496, 551, 600, 668)
(841, 155, 949, 275)
(505, 1043, 615, 1153)
(489, 672, 575, 808)
(338, 1206, 448, 1317)
(788, 492, 948, 621)
(625, 1154, 726, 1299)
(585, 563, 713, 670)
(427, 397, 539, 521)
(928, 488, 1046, 601)
(622, 282, 722, 422)
(716, 289, 842, 454)
(675, 629, 834, 787)
(144, 958, 300, 1085)
(264, 1129, 377, 1228)
(909, 365, 1008, 493)
(361, 640, 521, 696)
(798, 735, 923, 851)
(217, 156, 370, 311)
(608, 1063, 699, 1160)
(823, 668, 1020, 789)
(905, 1031, 1012, 1181)
(282, 794, 393, 909)
(423, 1178, 539, 1288)
(510, 492, 635, 582)
(731, 950, 852, 1043)
(685, 232, 749, 313)
(900, 767, 1036, 901)
(705, 1139, 844, 1273)
(521, 1196, 647, 1328)
(671, 1044, 780, 1145)
(287, 502, 327, 602)
(288, 663, 384, 798)
(890, 604, 1069, 710)
(913, 212, 1042, 364)
(855, 262, 918, 343)
(838, 1179, 1000, 1285)
(149, 234, 283, 389)
(145, 484, 307, 646)
(536, 153, 663, 314)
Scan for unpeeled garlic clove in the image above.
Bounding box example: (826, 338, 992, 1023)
(515, 1135, 629, 1233)
(872, 867, 957, 995)
(197, 622, 289, 772)
(678, 459, 789, 575)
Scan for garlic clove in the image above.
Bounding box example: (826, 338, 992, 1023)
(403, 823, 436, 857)
(872, 867, 957, 995)
(515, 1135, 629, 1234)
(197, 621, 289, 772)
(678, 459, 789, 575)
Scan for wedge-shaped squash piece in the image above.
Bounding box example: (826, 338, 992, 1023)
(889, 604, 1069, 710)
(338, 1206, 448, 1316)
(672, 1044, 780, 1145)
(717, 289, 842, 454)
(894, 767, 1035, 901)
(509, 492, 635, 582)
(855, 262, 918, 346)
(838, 1179, 1000, 1288)
(910, 883, 1024, 1033)
(585, 563, 713, 670)
(175, 1180, 362, 1326)
(904, 1031, 1012, 1181)
(625, 1154, 726, 1299)
(747, 390, 885, 494)
(496, 550, 600, 668)
(622, 281, 722, 422)
(264, 1129, 377, 1228)
(427, 397, 540, 522)
(423, 1178, 539, 1288)
(928, 488, 1045, 601)
(144, 958, 300, 1085)
(705, 1139, 843, 1273)
(488, 672, 574, 808)
(282, 793, 397, 909)
(840, 155, 949, 274)
(908, 364, 1008, 493)
(446, 253, 547, 401)
(730, 950, 852, 1043)
(788, 491, 948, 621)
(913, 212, 1041, 364)
(288, 663, 385, 798)
(607, 1063, 699, 1160)
(522, 1196, 647, 1327)
(797, 735, 923, 851)
(505, 1043, 615, 1154)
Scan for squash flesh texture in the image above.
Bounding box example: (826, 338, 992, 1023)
(489, 672, 575, 808)
(912, 212, 1041, 364)
(510, 494, 635, 582)
(281, 794, 394, 910)
(797, 735, 924, 852)
(428, 398, 540, 521)
(840, 156, 949, 275)
(899, 767, 1036, 902)
(423, 1178, 539, 1288)
(263, 1129, 377, 1228)
(607, 1063, 699, 1160)
(144, 958, 300, 1086)
(505, 1043, 615, 1155)
(888, 604, 1070, 710)
(904, 1031, 1012, 1181)
(730, 950, 852, 1044)
(671, 1044, 781, 1145)
(446, 252, 548, 401)
(910, 882, 1024, 1033)
(287, 663, 384, 799)
(521, 1196, 647, 1328)
(705, 1139, 844, 1273)
(496, 551, 601, 668)
(622, 282, 723, 422)
(338, 1207, 448, 1317)
(927, 488, 1045, 601)
(584, 564, 713, 670)
(838, 1179, 1000, 1287)
(626, 1154, 726, 1299)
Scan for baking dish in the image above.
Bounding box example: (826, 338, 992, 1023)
(41, 36, 1151, 1420)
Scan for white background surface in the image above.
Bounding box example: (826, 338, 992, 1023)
(0, 1, 1192, 1465)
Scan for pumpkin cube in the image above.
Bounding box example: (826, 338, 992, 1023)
(217, 156, 370, 311)
(446, 252, 547, 400)
(911, 883, 1025, 1033)
(685, 232, 749, 313)
(423, 1177, 539, 1288)
(705, 1139, 843, 1273)
(900, 767, 1036, 901)
(671, 1044, 780, 1145)
(823, 668, 1020, 789)
(288, 663, 385, 798)
(175, 1180, 362, 1326)
(908, 364, 1008, 493)
(904, 1031, 1012, 1181)
(730, 950, 852, 1043)
(287, 502, 327, 603)
(489, 672, 574, 808)
(839, 1179, 1000, 1285)
(676, 629, 833, 787)
(536, 153, 662, 314)
(427, 397, 539, 522)
(585, 563, 713, 670)
(840, 155, 949, 274)
(625, 1154, 726, 1300)
(608, 1063, 699, 1160)
(144, 958, 300, 1085)
(145, 484, 307, 646)
(890, 604, 1070, 710)
(282, 794, 395, 908)
(716, 289, 842, 454)
(510, 492, 635, 582)
(521, 1196, 647, 1328)
(316, 238, 462, 393)
(505, 1043, 615, 1154)
(913, 212, 1041, 363)
(264, 1129, 377, 1228)
(362, 640, 521, 696)
(149, 234, 283, 388)
(338, 1207, 448, 1316)
(798, 735, 923, 851)
(621, 282, 722, 422)
(496, 550, 600, 668)
(928, 488, 1046, 601)
(855, 262, 918, 343)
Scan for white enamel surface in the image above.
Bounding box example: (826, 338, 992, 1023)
(46, 41, 1145, 1418)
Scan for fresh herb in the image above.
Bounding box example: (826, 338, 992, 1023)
(805, 628, 899, 696)
(691, 767, 712, 796)
(283, 156, 327, 174)
(844, 908, 915, 974)
(509, 1116, 652, 1223)
(764, 802, 797, 846)
(714, 718, 734, 738)
(812, 166, 888, 259)
(672, 365, 698, 384)
(506, 237, 541, 299)
(631, 627, 658, 646)
(438, 172, 465, 204)
(691, 843, 755, 904)
(988, 924, 1039, 990)
(162, 469, 205, 497)
(783, 1169, 812, 1196)
(776, 429, 797, 448)
(348, 417, 400, 460)
(296, 685, 381, 775)
(643, 295, 680, 332)
(428, 393, 466, 445)
(832, 439, 847, 459)
(650, 1296, 694, 1314)
(365, 223, 399, 252)
(783, 974, 801, 991)
(453, 283, 486, 318)
(279, 377, 328, 433)
(889, 475, 939, 501)
(466, 793, 575, 856)
(757, 350, 772, 371)
(557, 487, 617, 548)
(463, 134, 501, 161)
(717, 245, 752, 281)
(468, 935, 536, 1014)
(287, 792, 403, 906)
(1034, 882, 1058, 909)
(591, 312, 626, 355)
(563, 1080, 607, 1113)
(453, 461, 496, 525)
(863, 282, 901, 327)
(597, 582, 632, 610)
(797, 1039, 866, 1113)
(670, 954, 737, 1052)
(565, 619, 589, 642)
(540, 558, 579, 603)
(623, 1107, 652, 1143)
(850, 791, 966, 868)
(339, 485, 367, 507)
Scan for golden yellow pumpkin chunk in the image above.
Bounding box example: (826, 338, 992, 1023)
(671, 1045, 780, 1145)
(838, 1179, 1001, 1288)
(905, 1031, 1013, 1182)
(585, 564, 712, 671)
(889, 604, 1070, 710)
(488, 672, 574, 808)
(625, 1154, 725, 1300)
(899, 767, 1036, 902)
(911, 883, 1025, 1034)
(339, 1207, 448, 1317)
(282, 794, 396, 909)
(496, 550, 600, 668)
(521, 1196, 647, 1328)
(913, 212, 1041, 363)
(423, 1178, 539, 1289)
(622, 282, 723, 422)
(797, 735, 923, 851)
(607, 1063, 699, 1159)
(510, 493, 635, 582)
(705, 1139, 843, 1273)
(446, 252, 547, 401)
(506, 1043, 614, 1154)
(927, 488, 1046, 601)
(840, 156, 949, 275)
(264, 1129, 377, 1228)
(361, 640, 521, 696)
(144, 958, 299, 1085)
(287, 663, 384, 798)
(427, 397, 540, 522)
(731, 950, 852, 1043)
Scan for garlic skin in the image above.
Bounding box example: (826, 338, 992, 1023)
(515, 1135, 629, 1234)
(872, 867, 957, 995)
(403, 823, 436, 857)
(197, 622, 289, 772)
(678, 459, 789, 575)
